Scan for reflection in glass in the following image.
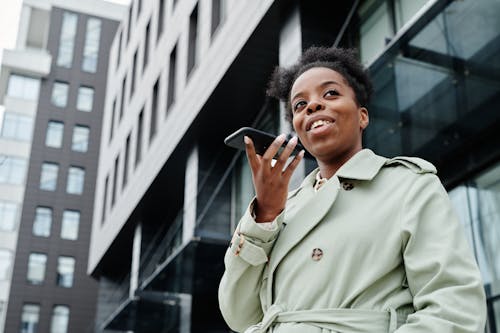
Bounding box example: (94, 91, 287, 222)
(0, 249, 12, 280)
(0, 156, 27, 185)
(1, 112, 33, 141)
(71, 125, 89, 152)
(57, 12, 78, 68)
(0, 201, 17, 231)
(82, 18, 101, 73)
(66, 166, 85, 195)
(51, 82, 69, 108)
(40, 162, 59, 191)
(33, 207, 52, 237)
(21, 304, 40, 333)
(45, 121, 64, 148)
(56, 256, 75, 288)
(76, 87, 94, 112)
(7, 74, 40, 101)
(27, 253, 47, 284)
(61, 210, 79, 240)
(50, 305, 70, 333)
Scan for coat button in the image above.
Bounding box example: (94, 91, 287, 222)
(342, 182, 354, 191)
(311, 248, 323, 261)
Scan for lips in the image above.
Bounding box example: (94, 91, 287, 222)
(306, 115, 335, 131)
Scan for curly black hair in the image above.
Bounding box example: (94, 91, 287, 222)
(266, 46, 373, 122)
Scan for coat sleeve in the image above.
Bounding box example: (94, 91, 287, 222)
(396, 173, 487, 333)
(218, 198, 284, 332)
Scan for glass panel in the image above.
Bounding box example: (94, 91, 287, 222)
(76, 87, 94, 112)
(40, 163, 59, 191)
(45, 121, 64, 148)
(61, 210, 79, 240)
(7, 74, 40, 101)
(82, 18, 101, 73)
(56, 257, 75, 288)
(21, 304, 40, 333)
(0, 201, 18, 231)
(27, 253, 46, 284)
(394, 0, 431, 30)
(57, 12, 78, 68)
(359, 0, 392, 65)
(33, 207, 52, 237)
(1, 112, 33, 141)
(50, 305, 69, 333)
(0, 156, 27, 185)
(0, 249, 12, 280)
(71, 125, 89, 152)
(66, 167, 85, 194)
(51, 82, 69, 108)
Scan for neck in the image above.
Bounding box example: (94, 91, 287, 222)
(316, 147, 362, 179)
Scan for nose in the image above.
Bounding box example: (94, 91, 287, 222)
(307, 101, 323, 114)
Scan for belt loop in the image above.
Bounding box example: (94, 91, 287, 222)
(388, 307, 397, 332)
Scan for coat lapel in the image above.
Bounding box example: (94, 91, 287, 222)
(268, 173, 341, 277)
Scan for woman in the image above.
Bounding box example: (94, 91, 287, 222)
(218, 47, 486, 333)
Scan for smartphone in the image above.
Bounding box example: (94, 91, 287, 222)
(224, 127, 304, 158)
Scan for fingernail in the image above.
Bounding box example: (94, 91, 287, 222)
(244, 136, 250, 144)
(289, 136, 298, 144)
(277, 133, 286, 140)
(299, 150, 305, 157)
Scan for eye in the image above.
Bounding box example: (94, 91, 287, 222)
(293, 100, 307, 112)
(324, 89, 340, 97)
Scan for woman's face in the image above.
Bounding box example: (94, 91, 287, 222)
(290, 67, 368, 163)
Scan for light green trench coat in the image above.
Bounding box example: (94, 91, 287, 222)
(218, 149, 486, 333)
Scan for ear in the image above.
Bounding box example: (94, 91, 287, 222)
(359, 107, 369, 130)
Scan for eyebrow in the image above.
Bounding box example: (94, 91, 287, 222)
(291, 80, 342, 102)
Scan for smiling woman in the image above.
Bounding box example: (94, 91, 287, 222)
(218, 46, 487, 333)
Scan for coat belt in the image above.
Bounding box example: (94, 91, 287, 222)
(244, 304, 404, 333)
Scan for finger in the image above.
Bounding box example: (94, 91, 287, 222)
(274, 136, 298, 169)
(262, 133, 286, 163)
(282, 150, 305, 179)
(244, 136, 260, 172)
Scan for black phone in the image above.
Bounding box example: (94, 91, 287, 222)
(224, 127, 304, 158)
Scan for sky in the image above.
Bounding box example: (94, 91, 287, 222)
(0, 0, 131, 121)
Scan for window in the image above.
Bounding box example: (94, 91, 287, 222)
(144, 20, 150, 71)
(102, 176, 109, 224)
(50, 306, 70, 333)
(45, 121, 64, 148)
(187, 4, 198, 76)
(61, 210, 79, 240)
(57, 12, 78, 68)
(109, 99, 116, 142)
(131, 50, 137, 98)
(56, 256, 75, 288)
(127, 4, 133, 44)
(150, 78, 159, 141)
(123, 133, 131, 188)
(211, 0, 225, 38)
(135, 108, 144, 167)
(0, 156, 27, 185)
(40, 162, 59, 191)
(66, 166, 85, 195)
(71, 125, 89, 152)
(119, 75, 127, 120)
(27, 253, 47, 284)
(76, 86, 94, 112)
(82, 18, 101, 73)
(20, 304, 40, 333)
(1, 112, 33, 141)
(51, 82, 69, 107)
(33, 207, 52, 237)
(158, 0, 165, 41)
(7, 74, 40, 101)
(167, 44, 177, 110)
(0, 201, 18, 231)
(0, 249, 12, 280)
(111, 156, 119, 206)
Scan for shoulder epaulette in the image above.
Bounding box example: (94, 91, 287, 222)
(384, 156, 437, 174)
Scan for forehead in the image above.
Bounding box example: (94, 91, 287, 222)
(291, 67, 349, 98)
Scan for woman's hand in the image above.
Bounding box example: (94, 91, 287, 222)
(244, 134, 305, 222)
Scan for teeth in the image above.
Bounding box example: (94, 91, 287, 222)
(311, 119, 331, 129)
